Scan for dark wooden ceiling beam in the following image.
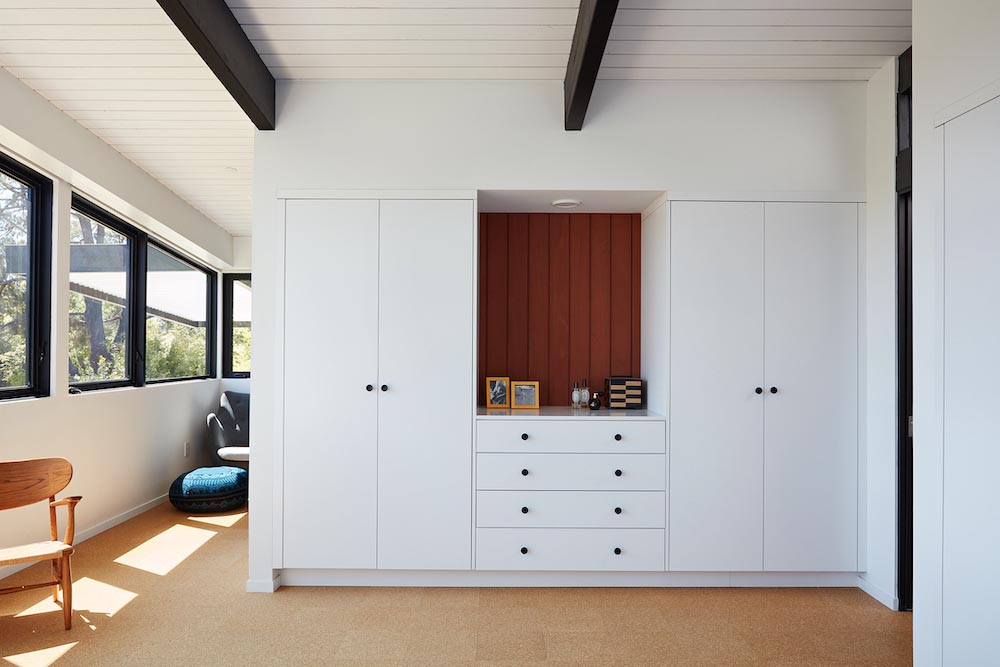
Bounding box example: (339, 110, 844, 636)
(157, 0, 275, 130)
(564, 0, 620, 131)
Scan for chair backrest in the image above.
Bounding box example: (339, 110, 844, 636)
(0, 458, 73, 511)
(219, 391, 250, 445)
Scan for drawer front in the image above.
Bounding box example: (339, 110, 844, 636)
(477, 453, 666, 491)
(477, 491, 666, 528)
(477, 420, 665, 454)
(476, 528, 665, 571)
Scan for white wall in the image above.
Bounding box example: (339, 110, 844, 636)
(912, 2, 1000, 665)
(250, 79, 868, 589)
(860, 58, 899, 610)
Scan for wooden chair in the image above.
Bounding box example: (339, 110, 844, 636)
(0, 458, 82, 630)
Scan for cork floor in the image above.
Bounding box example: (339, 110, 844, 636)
(0, 502, 912, 667)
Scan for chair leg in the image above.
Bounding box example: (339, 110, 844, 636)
(61, 556, 73, 630)
(51, 559, 60, 601)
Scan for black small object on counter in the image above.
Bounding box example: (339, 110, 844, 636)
(588, 392, 602, 410)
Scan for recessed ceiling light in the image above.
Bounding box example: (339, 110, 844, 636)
(552, 198, 581, 209)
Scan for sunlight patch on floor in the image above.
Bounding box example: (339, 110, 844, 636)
(3, 642, 77, 667)
(187, 512, 246, 528)
(114, 524, 217, 576)
(14, 578, 136, 620)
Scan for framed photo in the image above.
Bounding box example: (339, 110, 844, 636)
(486, 376, 510, 408)
(511, 380, 540, 409)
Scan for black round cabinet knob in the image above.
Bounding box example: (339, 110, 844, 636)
(614, 469, 623, 477)
(521, 469, 529, 476)
(770, 386, 778, 394)
(381, 384, 388, 392)
(614, 434, 622, 441)
(614, 548, 622, 555)
(520, 547, 528, 555)
(755, 387, 763, 395)
(521, 506, 529, 514)
(521, 433, 529, 441)
(614, 507, 622, 515)
(366, 384, 374, 392)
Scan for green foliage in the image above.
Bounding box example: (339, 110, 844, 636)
(145, 316, 207, 380)
(67, 290, 128, 383)
(0, 171, 28, 388)
(232, 326, 251, 373)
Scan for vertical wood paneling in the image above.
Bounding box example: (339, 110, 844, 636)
(610, 214, 633, 376)
(589, 214, 612, 388)
(507, 213, 530, 380)
(527, 213, 550, 406)
(485, 213, 508, 380)
(569, 213, 591, 392)
(479, 211, 641, 406)
(478, 213, 489, 406)
(630, 213, 642, 377)
(548, 214, 571, 406)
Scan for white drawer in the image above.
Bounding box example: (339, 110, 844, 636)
(477, 419, 665, 454)
(476, 453, 666, 491)
(477, 491, 665, 528)
(476, 528, 665, 571)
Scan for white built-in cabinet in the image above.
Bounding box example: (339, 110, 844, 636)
(669, 201, 859, 573)
(282, 197, 474, 571)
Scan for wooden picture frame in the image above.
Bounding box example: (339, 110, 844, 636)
(511, 380, 540, 409)
(486, 376, 510, 408)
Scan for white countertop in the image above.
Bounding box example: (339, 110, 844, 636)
(476, 406, 666, 421)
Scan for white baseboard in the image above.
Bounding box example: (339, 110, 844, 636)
(246, 573, 281, 593)
(0, 494, 167, 582)
(278, 569, 864, 588)
(857, 575, 899, 610)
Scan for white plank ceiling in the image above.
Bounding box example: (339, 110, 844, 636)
(0, 0, 255, 236)
(230, 0, 911, 81)
(0, 1, 911, 238)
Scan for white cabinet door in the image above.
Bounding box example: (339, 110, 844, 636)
(669, 202, 765, 572)
(376, 199, 474, 570)
(763, 203, 858, 571)
(283, 199, 379, 569)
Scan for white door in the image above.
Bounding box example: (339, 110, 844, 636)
(669, 201, 765, 572)
(763, 202, 859, 572)
(283, 199, 379, 569)
(376, 199, 474, 569)
(943, 96, 1000, 665)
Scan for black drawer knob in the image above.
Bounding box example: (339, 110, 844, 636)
(614, 507, 622, 515)
(614, 469, 623, 477)
(366, 384, 374, 392)
(614, 434, 622, 441)
(614, 547, 622, 555)
(521, 469, 529, 476)
(521, 506, 529, 514)
(381, 384, 388, 392)
(520, 547, 528, 555)
(521, 433, 529, 441)
(770, 386, 778, 394)
(755, 387, 763, 395)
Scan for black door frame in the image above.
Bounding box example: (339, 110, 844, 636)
(896, 46, 914, 612)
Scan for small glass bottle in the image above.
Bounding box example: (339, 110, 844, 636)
(580, 379, 590, 407)
(572, 382, 581, 408)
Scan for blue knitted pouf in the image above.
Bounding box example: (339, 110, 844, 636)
(169, 466, 248, 513)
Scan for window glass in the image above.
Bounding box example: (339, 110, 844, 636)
(0, 170, 30, 389)
(69, 208, 130, 383)
(231, 276, 251, 375)
(145, 244, 210, 381)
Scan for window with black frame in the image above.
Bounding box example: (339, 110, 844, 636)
(145, 242, 216, 382)
(223, 273, 251, 378)
(68, 199, 137, 388)
(0, 152, 51, 400)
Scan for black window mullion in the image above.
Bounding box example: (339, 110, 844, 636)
(132, 231, 148, 387)
(222, 273, 250, 378)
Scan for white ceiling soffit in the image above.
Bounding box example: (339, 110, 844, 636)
(478, 190, 664, 214)
(228, 0, 910, 82)
(0, 0, 254, 236)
